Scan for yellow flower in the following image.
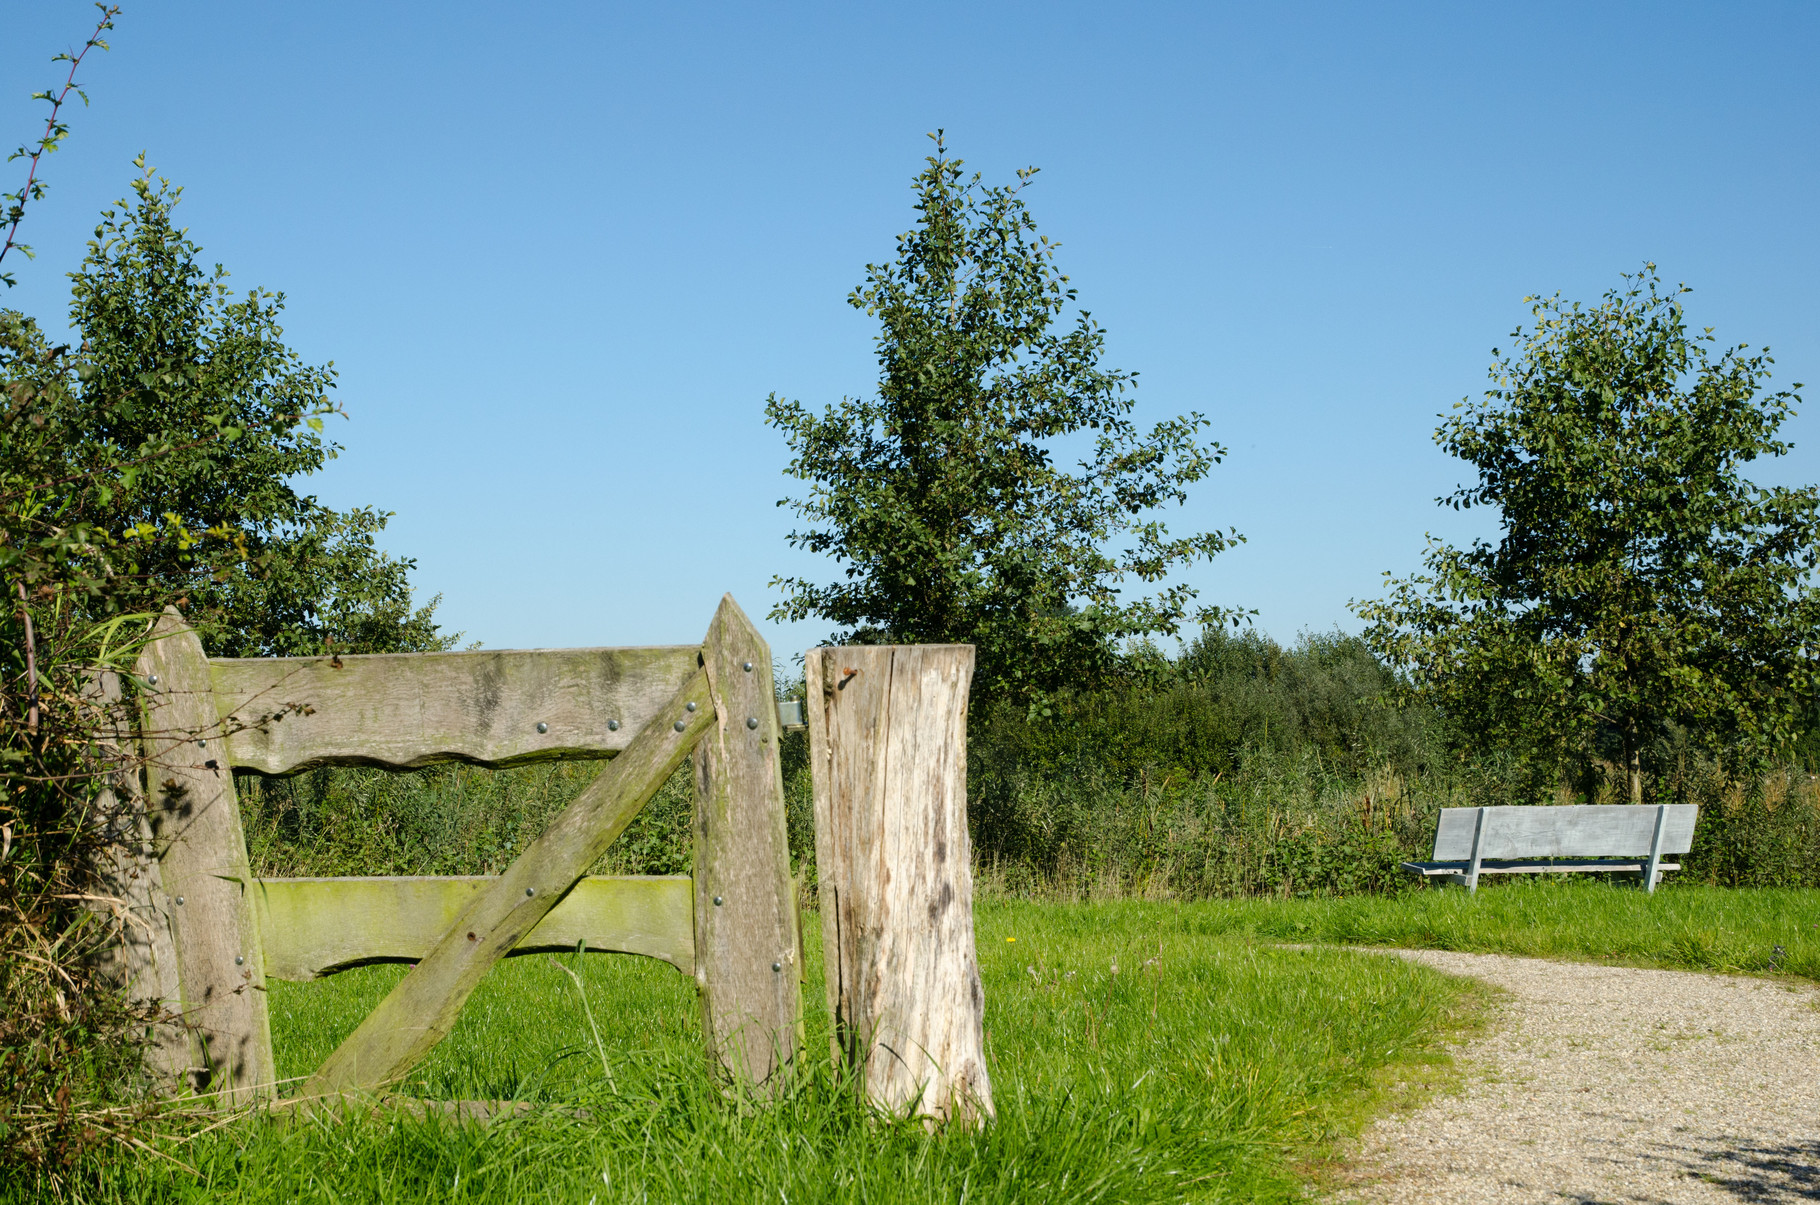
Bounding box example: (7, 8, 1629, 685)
(1006, 937, 1016, 942)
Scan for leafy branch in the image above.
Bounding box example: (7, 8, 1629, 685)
(1, 3, 121, 288)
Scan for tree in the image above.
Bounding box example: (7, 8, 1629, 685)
(766, 134, 1239, 709)
(1357, 267, 1820, 803)
(56, 159, 447, 656)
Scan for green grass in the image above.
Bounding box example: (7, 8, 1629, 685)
(53, 902, 1482, 1205)
(52, 879, 1814, 1203)
(1160, 879, 1820, 980)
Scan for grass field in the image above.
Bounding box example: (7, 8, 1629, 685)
(43, 880, 1817, 1204)
(54, 901, 1484, 1205)
(1174, 879, 1820, 981)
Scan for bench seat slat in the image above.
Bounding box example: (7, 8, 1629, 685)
(1400, 859, 1682, 876)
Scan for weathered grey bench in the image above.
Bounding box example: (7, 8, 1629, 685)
(1401, 803, 1698, 894)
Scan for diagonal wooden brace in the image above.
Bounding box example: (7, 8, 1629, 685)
(302, 664, 715, 1101)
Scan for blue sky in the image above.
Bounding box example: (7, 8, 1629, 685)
(4, 2, 1817, 658)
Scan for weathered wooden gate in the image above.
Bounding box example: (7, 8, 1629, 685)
(105, 594, 800, 1107)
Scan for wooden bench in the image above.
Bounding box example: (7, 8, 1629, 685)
(1401, 804, 1698, 894)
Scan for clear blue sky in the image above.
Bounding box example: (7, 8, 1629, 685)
(5, 2, 1817, 658)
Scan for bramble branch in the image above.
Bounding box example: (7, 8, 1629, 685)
(0, 4, 121, 287)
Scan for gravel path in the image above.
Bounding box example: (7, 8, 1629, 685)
(1337, 950, 1820, 1204)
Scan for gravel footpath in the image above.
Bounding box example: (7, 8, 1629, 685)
(1336, 950, 1820, 1204)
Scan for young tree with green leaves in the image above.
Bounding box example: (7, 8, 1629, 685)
(2, 144, 448, 1174)
(766, 134, 1239, 709)
(1357, 267, 1820, 803)
(53, 158, 447, 655)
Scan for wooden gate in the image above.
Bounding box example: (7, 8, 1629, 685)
(106, 594, 801, 1107)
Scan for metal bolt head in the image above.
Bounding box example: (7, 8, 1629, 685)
(536, 721, 548, 734)
(713, 896, 723, 906)
(746, 716, 759, 730)
(196, 739, 207, 748)
(742, 662, 753, 673)
(147, 674, 158, 686)
(674, 720, 686, 732)
(175, 896, 184, 906)
(685, 701, 698, 712)
(772, 962, 782, 973)
(525, 887, 534, 897)
(607, 719, 620, 731)
(234, 955, 244, 966)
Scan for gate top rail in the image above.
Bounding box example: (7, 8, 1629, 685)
(209, 644, 702, 775)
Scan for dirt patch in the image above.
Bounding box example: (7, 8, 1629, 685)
(1335, 950, 1820, 1204)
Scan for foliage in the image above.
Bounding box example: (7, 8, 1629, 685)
(240, 762, 696, 880)
(1, 18, 445, 1184)
(0, 321, 180, 1178)
(767, 133, 1239, 710)
(975, 627, 1436, 786)
(1679, 765, 1820, 890)
(0, 15, 181, 1185)
(0, 599, 166, 1185)
(58, 160, 446, 656)
(55, 907, 1481, 1204)
(1357, 267, 1820, 802)
(247, 625, 1820, 903)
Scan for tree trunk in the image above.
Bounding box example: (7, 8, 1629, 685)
(807, 644, 994, 1126)
(1625, 726, 1643, 805)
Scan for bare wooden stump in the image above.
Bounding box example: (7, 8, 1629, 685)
(807, 644, 993, 1125)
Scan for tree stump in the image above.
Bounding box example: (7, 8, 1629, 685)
(806, 644, 993, 1125)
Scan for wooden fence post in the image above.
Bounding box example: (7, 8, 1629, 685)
(693, 595, 801, 1087)
(136, 609, 275, 1101)
(807, 644, 993, 1125)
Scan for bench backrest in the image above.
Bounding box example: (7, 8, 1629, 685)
(1432, 804, 1698, 860)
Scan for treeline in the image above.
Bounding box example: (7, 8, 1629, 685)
(758, 141, 1820, 885)
(239, 625, 1820, 897)
(963, 628, 1820, 896)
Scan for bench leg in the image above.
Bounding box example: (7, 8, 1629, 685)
(1641, 804, 1667, 894)
(1463, 807, 1487, 894)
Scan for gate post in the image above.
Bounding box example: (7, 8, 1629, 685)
(87, 669, 188, 1087)
(693, 595, 802, 1087)
(807, 644, 993, 1125)
(136, 609, 275, 1101)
